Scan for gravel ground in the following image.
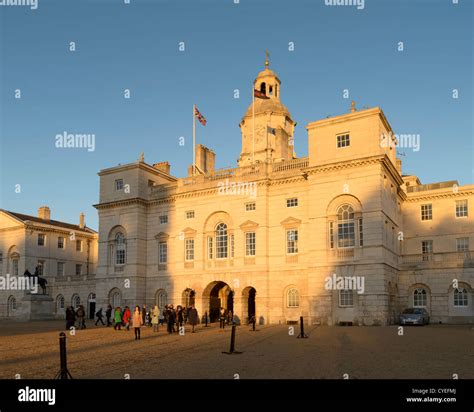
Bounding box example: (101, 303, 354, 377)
(0, 321, 473, 379)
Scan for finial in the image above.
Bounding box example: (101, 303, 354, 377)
(265, 50, 270, 68)
(350, 101, 356, 113)
(139, 152, 145, 162)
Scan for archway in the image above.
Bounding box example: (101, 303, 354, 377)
(87, 293, 96, 319)
(108, 288, 121, 308)
(242, 286, 256, 323)
(182, 288, 196, 308)
(203, 281, 234, 322)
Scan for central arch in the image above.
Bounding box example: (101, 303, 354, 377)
(202, 281, 234, 322)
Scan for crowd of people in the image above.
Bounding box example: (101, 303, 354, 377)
(65, 303, 242, 339)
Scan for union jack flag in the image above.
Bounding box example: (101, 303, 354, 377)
(194, 106, 207, 126)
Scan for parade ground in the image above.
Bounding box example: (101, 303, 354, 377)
(0, 322, 472, 380)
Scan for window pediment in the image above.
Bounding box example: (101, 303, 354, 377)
(280, 217, 301, 228)
(182, 227, 197, 236)
(155, 232, 169, 241)
(240, 220, 259, 231)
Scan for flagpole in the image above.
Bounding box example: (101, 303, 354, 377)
(252, 85, 255, 165)
(193, 104, 196, 176)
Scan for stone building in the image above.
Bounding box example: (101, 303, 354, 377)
(90, 58, 473, 326)
(0, 207, 98, 320)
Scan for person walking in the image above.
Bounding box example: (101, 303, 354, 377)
(188, 305, 199, 333)
(177, 306, 184, 331)
(105, 304, 112, 326)
(142, 305, 147, 326)
(132, 306, 143, 340)
(76, 305, 86, 329)
(114, 307, 122, 330)
(95, 307, 105, 326)
(65, 306, 75, 330)
(167, 305, 176, 334)
(159, 307, 165, 326)
(152, 305, 159, 332)
(123, 306, 131, 331)
(219, 307, 226, 329)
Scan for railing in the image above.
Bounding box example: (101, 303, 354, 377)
(402, 252, 473, 266)
(329, 248, 355, 260)
(272, 157, 309, 172)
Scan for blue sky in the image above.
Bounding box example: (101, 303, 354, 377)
(0, 0, 472, 230)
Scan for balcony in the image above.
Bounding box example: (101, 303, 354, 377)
(401, 252, 474, 268)
(328, 248, 355, 261)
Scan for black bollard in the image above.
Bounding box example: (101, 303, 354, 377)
(297, 316, 308, 339)
(204, 312, 209, 327)
(222, 324, 242, 355)
(54, 332, 73, 379)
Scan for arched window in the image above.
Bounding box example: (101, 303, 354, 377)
(110, 289, 121, 307)
(56, 295, 65, 312)
(413, 288, 427, 307)
(216, 223, 228, 259)
(337, 204, 355, 248)
(156, 290, 167, 311)
(287, 288, 299, 308)
(7, 295, 16, 316)
(454, 288, 468, 307)
(72, 294, 81, 310)
(115, 233, 126, 265)
(260, 82, 266, 95)
(183, 288, 196, 308)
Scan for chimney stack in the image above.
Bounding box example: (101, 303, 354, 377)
(38, 206, 51, 221)
(79, 212, 85, 229)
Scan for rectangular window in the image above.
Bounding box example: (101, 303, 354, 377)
(12, 259, 19, 277)
(338, 222, 355, 248)
(185, 239, 194, 261)
(329, 222, 334, 249)
(115, 248, 125, 265)
(159, 215, 168, 225)
(245, 232, 256, 256)
(245, 202, 256, 211)
(358, 218, 363, 247)
(58, 237, 65, 249)
(37, 261, 44, 276)
(455, 200, 468, 218)
(75, 264, 82, 276)
(286, 229, 298, 254)
(38, 234, 45, 246)
(159, 241, 168, 264)
(57, 262, 64, 276)
(421, 204, 432, 221)
(456, 237, 469, 252)
(115, 179, 124, 191)
(207, 236, 213, 259)
(422, 240, 433, 261)
(76, 240, 82, 252)
(337, 133, 350, 148)
(286, 198, 298, 208)
(339, 290, 354, 307)
(186, 210, 195, 219)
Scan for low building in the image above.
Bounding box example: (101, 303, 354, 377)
(0, 207, 98, 320)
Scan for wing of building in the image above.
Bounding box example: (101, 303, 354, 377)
(0, 207, 98, 319)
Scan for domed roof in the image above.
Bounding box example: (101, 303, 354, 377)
(243, 97, 292, 119)
(256, 67, 279, 79)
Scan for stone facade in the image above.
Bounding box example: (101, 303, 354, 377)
(93, 60, 474, 326)
(0, 207, 98, 320)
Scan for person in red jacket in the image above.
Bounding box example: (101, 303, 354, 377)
(122, 306, 132, 331)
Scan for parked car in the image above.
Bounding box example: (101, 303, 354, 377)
(399, 308, 430, 325)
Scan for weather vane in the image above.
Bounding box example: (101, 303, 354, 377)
(265, 50, 270, 67)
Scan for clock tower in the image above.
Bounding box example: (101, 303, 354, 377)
(238, 53, 296, 167)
